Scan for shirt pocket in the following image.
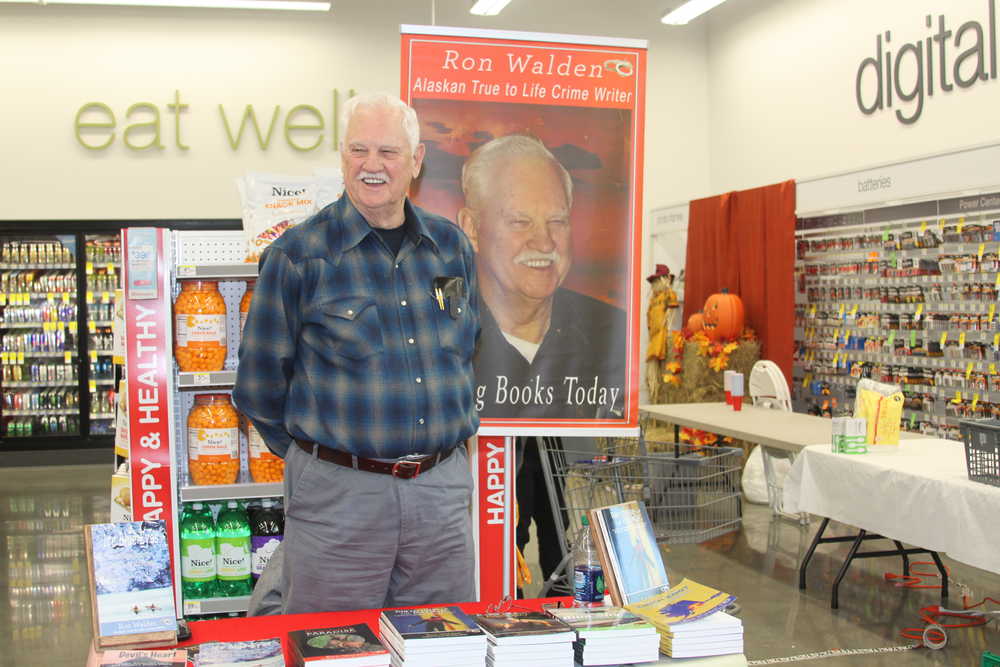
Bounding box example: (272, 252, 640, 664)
(307, 296, 384, 361)
(434, 293, 475, 360)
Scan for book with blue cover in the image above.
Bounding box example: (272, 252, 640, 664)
(85, 520, 177, 649)
(590, 501, 671, 606)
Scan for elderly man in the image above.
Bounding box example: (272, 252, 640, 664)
(234, 92, 479, 614)
(458, 134, 626, 419)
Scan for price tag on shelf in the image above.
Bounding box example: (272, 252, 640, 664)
(85, 261, 93, 275)
(801, 373, 813, 389)
(958, 217, 965, 234)
(832, 328, 840, 342)
(101, 291, 110, 304)
(193, 373, 210, 385)
(88, 320, 97, 334)
(177, 265, 196, 278)
(940, 331, 948, 347)
(46, 292, 54, 304)
(994, 332, 1000, 351)
(0, 352, 8, 365)
(107, 263, 115, 275)
(979, 243, 986, 261)
(57, 321, 64, 331)
(966, 361, 974, 379)
(915, 303, 924, 321)
(953, 391, 963, 404)
(86, 291, 94, 304)
(887, 330, 897, 346)
(995, 272, 1000, 288)
(990, 363, 998, 375)
(88, 380, 97, 392)
(990, 304, 997, 324)
(16, 351, 23, 364)
(831, 353, 840, 368)
(61, 292, 70, 304)
(850, 304, 859, 317)
(838, 304, 845, 318)
(973, 393, 981, 410)
(68, 321, 77, 334)
(90, 350, 98, 362)
(64, 351, 72, 364)
(42, 322, 54, 333)
(809, 304, 817, 317)
(920, 220, 928, 234)
(959, 331, 967, 349)
(183, 600, 200, 615)
(844, 330, 851, 344)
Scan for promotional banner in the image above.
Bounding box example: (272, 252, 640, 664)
(470, 435, 516, 602)
(402, 26, 646, 437)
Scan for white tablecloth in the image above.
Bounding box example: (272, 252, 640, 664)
(783, 438, 1000, 575)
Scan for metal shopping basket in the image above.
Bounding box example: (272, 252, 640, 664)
(537, 436, 743, 595)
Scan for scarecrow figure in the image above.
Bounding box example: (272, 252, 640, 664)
(646, 264, 679, 401)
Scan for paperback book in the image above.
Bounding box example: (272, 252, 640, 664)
(288, 623, 389, 666)
(589, 501, 671, 606)
(547, 606, 655, 638)
(85, 520, 177, 649)
(471, 611, 574, 645)
(97, 649, 188, 666)
(626, 578, 735, 629)
(194, 638, 284, 667)
(379, 606, 485, 663)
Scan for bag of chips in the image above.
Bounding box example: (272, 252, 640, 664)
(237, 172, 319, 263)
(853, 378, 904, 445)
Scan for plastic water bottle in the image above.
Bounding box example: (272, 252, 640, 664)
(215, 501, 252, 597)
(180, 503, 217, 599)
(573, 514, 605, 608)
(249, 498, 284, 588)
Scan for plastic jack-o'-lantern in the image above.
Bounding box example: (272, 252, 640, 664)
(687, 312, 705, 334)
(703, 289, 745, 341)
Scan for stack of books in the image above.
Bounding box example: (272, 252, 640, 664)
(378, 606, 487, 666)
(626, 578, 742, 659)
(288, 624, 390, 666)
(471, 611, 576, 667)
(547, 606, 659, 666)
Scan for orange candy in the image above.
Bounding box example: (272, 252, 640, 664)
(188, 394, 239, 486)
(175, 280, 228, 372)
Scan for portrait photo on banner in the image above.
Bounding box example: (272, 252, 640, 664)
(409, 99, 632, 422)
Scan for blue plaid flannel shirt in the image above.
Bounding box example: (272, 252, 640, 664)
(233, 195, 480, 459)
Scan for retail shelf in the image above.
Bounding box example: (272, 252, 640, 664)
(177, 370, 237, 389)
(0, 321, 73, 329)
(2, 381, 77, 388)
(176, 264, 258, 280)
(179, 482, 282, 502)
(4, 409, 78, 416)
(802, 350, 997, 372)
(17, 351, 76, 358)
(89, 320, 114, 327)
(182, 596, 250, 616)
(90, 413, 115, 420)
(0, 263, 76, 270)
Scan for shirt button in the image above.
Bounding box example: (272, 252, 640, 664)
(418, 418, 425, 425)
(347, 309, 354, 316)
(415, 377, 422, 383)
(401, 299, 407, 306)
(395, 263, 400, 269)
(457, 307, 462, 313)
(408, 338, 415, 344)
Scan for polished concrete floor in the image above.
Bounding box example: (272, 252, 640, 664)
(2, 463, 999, 666)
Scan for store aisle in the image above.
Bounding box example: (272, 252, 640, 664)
(0, 463, 109, 667)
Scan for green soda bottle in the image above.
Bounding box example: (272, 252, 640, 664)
(215, 501, 252, 597)
(180, 503, 217, 599)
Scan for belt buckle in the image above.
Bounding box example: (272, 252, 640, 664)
(391, 456, 424, 479)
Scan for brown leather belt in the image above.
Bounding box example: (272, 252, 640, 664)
(295, 440, 456, 479)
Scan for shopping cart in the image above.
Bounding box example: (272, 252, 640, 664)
(537, 436, 742, 596)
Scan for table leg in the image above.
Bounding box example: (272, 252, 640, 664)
(799, 517, 830, 590)
(928, 550, 949, 602)
(673, 423, 680, 458)
(891, 539, 910, 576)
(832, 529, 866, 610)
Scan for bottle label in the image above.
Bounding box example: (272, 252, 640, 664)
(251, 535, 283, 579)
(177, 314, 226, 347)
(188, 427, 238, 460)
(573, 565, 605, 605)
(181, 537, 216, 582)
(216, 537, 251, 580)
(247, 425, 268, 458)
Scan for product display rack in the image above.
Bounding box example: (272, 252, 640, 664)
(793, 192, 1000, 440)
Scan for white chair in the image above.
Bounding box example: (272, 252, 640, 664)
(744, 360, 807, 523)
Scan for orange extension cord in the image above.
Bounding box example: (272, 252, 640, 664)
(885, 561, 1000, 648)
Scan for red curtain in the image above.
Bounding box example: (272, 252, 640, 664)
(683, 180, 796, 383)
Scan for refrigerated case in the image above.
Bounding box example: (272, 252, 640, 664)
(0, 221, 239, 457)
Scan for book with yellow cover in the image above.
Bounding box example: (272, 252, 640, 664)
(625, 577, 735, 629)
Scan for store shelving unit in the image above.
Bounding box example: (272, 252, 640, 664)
(793, 194, 1000, 440)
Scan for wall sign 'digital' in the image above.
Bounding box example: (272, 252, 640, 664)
(855, 0, 999, 125)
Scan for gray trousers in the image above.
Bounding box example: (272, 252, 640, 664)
(277, 442, 476, 614)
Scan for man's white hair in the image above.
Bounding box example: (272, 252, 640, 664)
(461, 134, 573, 209)
(340, 92, 420, 154)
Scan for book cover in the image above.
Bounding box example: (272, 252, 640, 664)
(547, 606, 654, 636)
(379, 606, 483, 640)
(471, 611, 573, 640)
(626, 578, 736, 628)
(194, 639, 284, 667)
(289, 623, 388, 664)
(86, 521, 176, 642)
(590, 501, 670, 606)
(98, 649, 188, 666)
